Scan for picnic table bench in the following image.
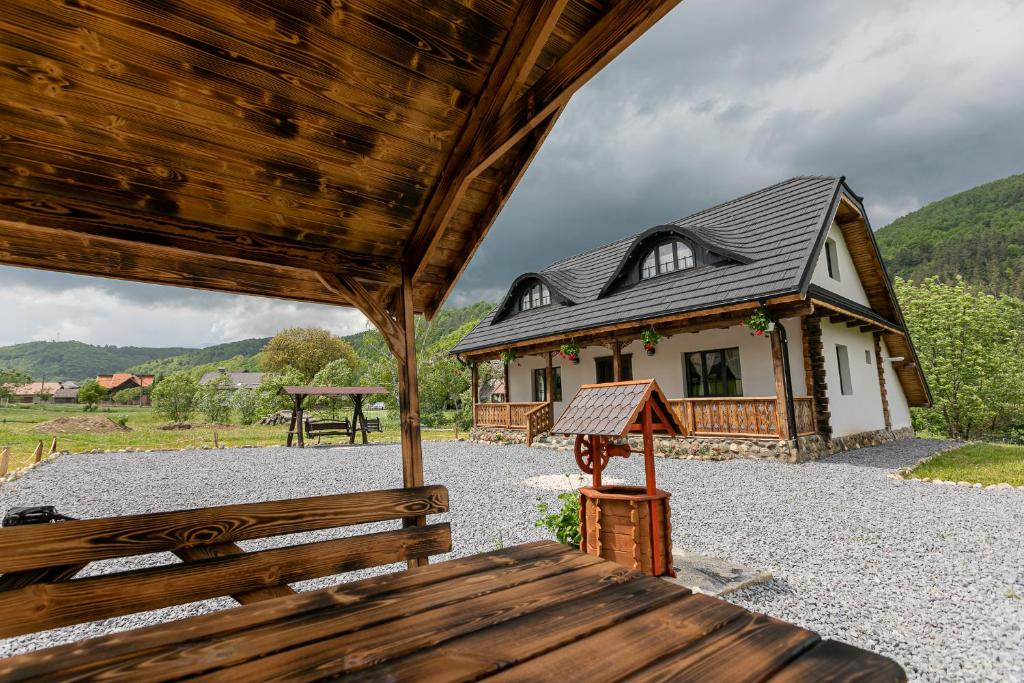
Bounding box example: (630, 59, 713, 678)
(279, 386, 387, 447)
(0, 489, 905, 682)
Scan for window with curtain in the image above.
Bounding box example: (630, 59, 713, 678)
(684, 347, 743, 397)
(595, 354, 633, 384)
(519, 283, 551, 311)
(639, 239, 695, 280)
(532, 367, 562, 402)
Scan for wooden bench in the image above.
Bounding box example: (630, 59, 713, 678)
(0, 485, 450, 640)
(304, 417, 352, 442)
(364, 416, 383, 433)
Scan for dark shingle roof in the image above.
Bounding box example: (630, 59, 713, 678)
(551, 380, 683, 437)
(453, 176, 841, 353)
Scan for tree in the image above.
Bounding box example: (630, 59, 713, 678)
(0, 368, 31, 402)
(896, 276, 1024, 439)
(195, 376, 233, 424)
(151, 372, 199, 423)
(255, 366, 307, 416)
(232, 388, 261, 425)
(112, 387, 142, 405)
(77, 379, 106, 411)
(312, 357, 359, 418)
(262, 328, 360, 382)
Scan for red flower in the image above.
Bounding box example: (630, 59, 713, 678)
(755, 329, 764, 336)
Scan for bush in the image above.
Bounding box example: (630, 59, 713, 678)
(77, 379, 106, 412)
(151, 373, 199, 423)
(112, 387, 142, 405)
(535, 490, 581, 547)
(196, 376, 233, 424)
(232, 388, 261, 426)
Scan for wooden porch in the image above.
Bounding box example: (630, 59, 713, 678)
(474, 395, 816, 441)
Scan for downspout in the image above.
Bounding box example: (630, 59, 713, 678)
(762, 303, 800, 450)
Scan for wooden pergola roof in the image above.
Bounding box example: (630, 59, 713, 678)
(0, 0, 680, 319)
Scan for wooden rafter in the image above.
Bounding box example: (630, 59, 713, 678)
(465, 0, 683, 179)
(317, 273, 405, 363)
(405, 0, 571, 284)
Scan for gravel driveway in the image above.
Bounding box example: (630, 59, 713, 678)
(1, 439, 1021, 682)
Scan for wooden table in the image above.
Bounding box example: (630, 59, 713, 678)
(0, 541, 905, 682)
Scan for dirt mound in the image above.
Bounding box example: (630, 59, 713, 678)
(34, 416, 130, 434)
(159, 422, 192, 430)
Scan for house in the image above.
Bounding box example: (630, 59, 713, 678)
(8, 381, 77, 404)
(452, 176, 930, 460)
(96, 373, 155, 393)
(198, 369, 265, 390)
(477, 378, 506, 403)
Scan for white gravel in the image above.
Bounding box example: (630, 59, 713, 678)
(1, 439, 1021, 682)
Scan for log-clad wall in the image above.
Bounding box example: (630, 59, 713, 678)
(873, 332, 892, 430)
(802, 316, 832, 441)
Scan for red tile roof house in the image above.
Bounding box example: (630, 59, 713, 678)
(96, 374, 155, 405)
(453, 177, 931, 462)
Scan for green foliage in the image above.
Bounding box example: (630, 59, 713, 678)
(311, 356, 360, 417)
(195, 376, 233, 424)
(112, 387, 142, 405)
(151, 373, 199, 423)
(535, 489, 581, 547)
(76, 379, 106, 411)
(262, 328, 359, 383)
(877, 173, 1024, 298)
(128, 339, 269, 376)
(255, 366, 307, 416)
(640, 328, 661, 348)
(231, 388, 261, 425)
(896, 277, 1024, 439)
(0, 368, 31, 401)
(910, 443, 1024, 487)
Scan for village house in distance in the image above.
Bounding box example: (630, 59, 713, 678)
(453, 176, 931, 460)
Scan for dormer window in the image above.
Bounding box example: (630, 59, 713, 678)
(639, 239, 694, 280)
(519, 283, 551, 311)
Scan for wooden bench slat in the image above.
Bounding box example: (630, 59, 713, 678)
(195, 558, 639, 681)
(0, 564, 87, 592)
(0, 523, 451, 639)
(764, 640, 907, 683)
(485, 593, 747, 682)
(623, 612, 819, 683)
(348, 574, 690, 682)
(0, 542, 573, 683)
(173, 543, 296, 604)
(0, 485, 448, 573)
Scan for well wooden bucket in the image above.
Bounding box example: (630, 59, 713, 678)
(579, 485, 673, 577)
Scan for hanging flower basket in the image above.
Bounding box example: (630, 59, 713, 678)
(499, 349, 517, 365)
(640, 328, 661, 356)
(559, 341, 580, 364)
(742, 309, 775, 337)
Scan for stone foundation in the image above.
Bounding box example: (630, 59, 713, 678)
(493, 425, 915, 463)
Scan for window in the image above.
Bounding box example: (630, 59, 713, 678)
(865, 349, 873, 365)
(532, 367, 562, 402)
(684, 348, 743, 397)
(836, 344, 853, 395)
(595, 354, 632, 384)
(519, 283, 551, 311)
(639, 240, 695, 280)
(825, 238, 840, 281)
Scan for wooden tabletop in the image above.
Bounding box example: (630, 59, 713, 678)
(0, 541, 905, 682)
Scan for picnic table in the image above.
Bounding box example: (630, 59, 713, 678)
(0, 541, 905, 682)
(278, 386, 387, 447)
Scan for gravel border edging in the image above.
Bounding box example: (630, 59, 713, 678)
(888, 441, 1024, 490)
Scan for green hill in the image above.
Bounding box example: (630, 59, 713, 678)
(876, 173, 1024, 297)
(0, 341, 192, 381)
(128, 338, 269, 376)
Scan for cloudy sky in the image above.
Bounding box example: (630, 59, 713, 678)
(2, 0, 1022, 348)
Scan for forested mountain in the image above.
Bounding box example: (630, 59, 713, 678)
(876, 173, 1024, 297)
(0, 303, 496, 382)
(0, 341, 192, 381)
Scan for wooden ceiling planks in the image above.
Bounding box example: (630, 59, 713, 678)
(0, 0, 682, 316)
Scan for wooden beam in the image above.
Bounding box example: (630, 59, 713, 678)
(0, 191, 400, 285)
(545, 351, 554, 403)
(770, 330, 794, 441)
(406, 0, 571, 283)
(612, 340, 623, 382)
(466, 0, 683, 179)
(317, 273, 405, 363)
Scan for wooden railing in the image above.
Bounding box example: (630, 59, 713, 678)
(525, 402, 554, 447)
(474, 402, 546, 430)
(670, 397, 781, 438)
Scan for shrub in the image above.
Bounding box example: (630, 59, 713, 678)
(535, 489, 581, 547)
(77, 379, 106, 411)
(151, 373, 199, 423)
(232, 388, 261, 425)
(196, 377, 233, 424)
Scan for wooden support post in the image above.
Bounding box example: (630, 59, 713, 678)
(874, 332, 892, 430)
(612, 340, 622, 382)
(503, 359, 511, 404)
(470, 362, 479, 428)
(32, 441, 42, 464)
(770, 330, 794, 440)
(396, 268, 427, 568)
(545, 352, 553, 403)
(802, 316, 833, 441)
(0, 447, 9, 477)
(49, 437, 57, 455)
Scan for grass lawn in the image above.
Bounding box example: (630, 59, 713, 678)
(0, 404, 457, 473)
(910, 443, 1024, 486)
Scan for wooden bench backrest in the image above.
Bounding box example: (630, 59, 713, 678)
(0, 485, 450, 639)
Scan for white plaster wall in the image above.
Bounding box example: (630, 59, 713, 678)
(811, 221, 871, 306)
(506, 318, 807, 421)
(880, 337, 913, 430)
(818, 319, 886, 436)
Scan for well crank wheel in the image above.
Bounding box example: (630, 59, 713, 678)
(574, 435, 608, 475)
